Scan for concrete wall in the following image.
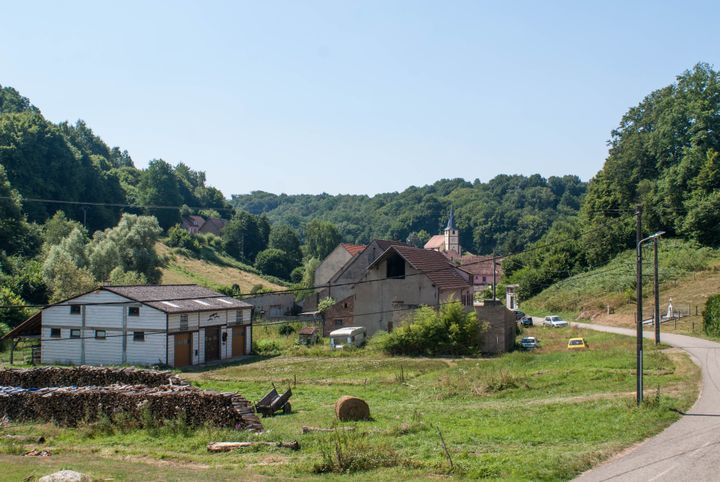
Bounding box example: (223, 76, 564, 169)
(315, 245, 353, 287)
(474, 300, 516, 354)
(244, 293, 296, 318)
(353, 259, 438, 336)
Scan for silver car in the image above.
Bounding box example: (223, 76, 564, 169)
(544, 315, 569, 328)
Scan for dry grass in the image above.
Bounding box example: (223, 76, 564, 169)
(156, 242, 285, 293)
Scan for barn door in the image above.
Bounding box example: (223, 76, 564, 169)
(205, 326, 220, 362)
(174, 333, 192, 367)
(232, 326, 246, 357)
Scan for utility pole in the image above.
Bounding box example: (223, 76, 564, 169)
(492, 254, 497, 301)
(635, 205, 643, 406)
(654, 237, 660, 345)
(81, 206, 88, 229)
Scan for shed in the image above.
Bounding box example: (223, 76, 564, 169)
(297, 326, 320, 345)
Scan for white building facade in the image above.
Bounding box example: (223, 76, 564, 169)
(40, 285, 252, 368)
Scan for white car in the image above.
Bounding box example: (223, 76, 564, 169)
(544, 315, 569, 328)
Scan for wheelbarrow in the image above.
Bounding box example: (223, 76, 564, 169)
(256, 384, 292, 417)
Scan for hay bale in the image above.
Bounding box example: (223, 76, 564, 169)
(334, 396, 370, 421)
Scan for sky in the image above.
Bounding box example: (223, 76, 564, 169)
(2, 1, 719, 197)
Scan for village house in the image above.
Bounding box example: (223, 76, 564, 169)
(181, 215, 228, 236)
(4, 285, 253, 368)
(243, 292, 297, 319)
(352, 245, 474, 336)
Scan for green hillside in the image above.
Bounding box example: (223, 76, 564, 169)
(522, 239, 720, 335)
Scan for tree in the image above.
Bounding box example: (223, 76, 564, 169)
(269, 224, 302, 266)
(42, 211, 84, 248)
(138, 159, 182, 230)
(42, 251, 96, 302)
(222, 210, 268, 262)
(304, 220, 341, 259)
(254, 248, 294, 279)
(0, 287, 29, 328)
(0, 164, 37, 256)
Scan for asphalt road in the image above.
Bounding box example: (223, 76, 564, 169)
(572, 322, 720, 482)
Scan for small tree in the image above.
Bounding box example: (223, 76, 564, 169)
(704, 294, 720, 336)
(383, 301, 482, 356)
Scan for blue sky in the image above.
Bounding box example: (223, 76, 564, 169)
(2, 1, 719, 196)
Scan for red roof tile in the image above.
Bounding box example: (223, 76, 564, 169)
(369, 246, 471, 290)
(423, 235, 445, 250)
(340, 243, 366, 257)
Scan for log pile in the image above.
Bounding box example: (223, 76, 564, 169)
(0, 366, 187, 388)
(0, 384, 263, 431)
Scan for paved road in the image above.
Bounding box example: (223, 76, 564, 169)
(573, 322, 720, 482)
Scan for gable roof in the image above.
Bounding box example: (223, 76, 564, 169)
(368, 245, 471, 290)
(182, 215, 205, 227)
(374, 239, 411, 251)
(459, 255, 502, 275)
(424, 234, 445, 250)
(1, 311, 41, 341)
(340, 243, 366, 257)
(102, 285, 251, 313)
(329, 239, 410, 284)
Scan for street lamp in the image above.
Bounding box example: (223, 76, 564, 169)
(636, 230, 665, 406)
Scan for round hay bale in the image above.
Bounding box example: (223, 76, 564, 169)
(335, 396, 370, 421)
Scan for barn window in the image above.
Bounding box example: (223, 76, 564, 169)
(133, 331, 145, 342)
(235, 310, 243, 324)
(70, 304, 81, 315)
(50, 328, 61, 338)
(95, 330, 106, 340)
(386, 253, 405, 279)
(335, 319, 343, 326)
(128, 306, 140, 317)
(180, 314, 189, 330)
(70, 329, 81, 339)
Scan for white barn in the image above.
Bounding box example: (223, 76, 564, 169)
(34, 285, 253, 367)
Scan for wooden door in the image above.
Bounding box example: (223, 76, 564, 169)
(205, 326, 220, 362)
(232, 326, 246, 357)
(174, 333, 192, 367)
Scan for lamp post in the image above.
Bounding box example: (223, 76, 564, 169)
(636, 230, 665, 406)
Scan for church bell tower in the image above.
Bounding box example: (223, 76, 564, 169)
(444, 207, 460, 256)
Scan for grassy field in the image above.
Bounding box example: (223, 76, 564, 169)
(0, 324, 700, 481)
(156, 242, 287, 293)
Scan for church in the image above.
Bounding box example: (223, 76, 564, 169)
(423, 207, 462, 260)
(424, 207, 502, 293)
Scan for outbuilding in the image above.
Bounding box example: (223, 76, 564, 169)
(6, 284, 253, 368)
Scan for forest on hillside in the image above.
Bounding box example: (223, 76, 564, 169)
(2, 62, 720, 330)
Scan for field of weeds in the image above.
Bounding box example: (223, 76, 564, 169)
(0, 325, 700, 481)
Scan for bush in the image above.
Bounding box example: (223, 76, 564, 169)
(704, 294, 720, 336)
(278, 324, 296, 336)
(166, 225, 199, 252)
(313, 430, 401, 474)
(252, 339, 282, 356)
(382, 301, 482, 357)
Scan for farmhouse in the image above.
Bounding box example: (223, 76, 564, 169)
(5, 285, 252, 368)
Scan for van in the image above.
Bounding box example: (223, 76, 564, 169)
(329, 326, 367, 350)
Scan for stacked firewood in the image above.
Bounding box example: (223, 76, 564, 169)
(0, 384, 262, 431)
(0, 366, 187, 388)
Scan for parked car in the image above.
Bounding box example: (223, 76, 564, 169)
(543, 315, 569, 328)
(520, 316, 533, 327)
(512, 309, 526, 320)
(520, 336, 538, 350)
(329, 326, 367, 350)
(567, 337, 589, 350)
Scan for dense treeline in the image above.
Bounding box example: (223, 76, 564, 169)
(506, 63, 720, 299)
(231, 174, 586, 256)
(0, 84, 230, 232)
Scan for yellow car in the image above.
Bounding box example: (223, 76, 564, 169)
(567, 338, 589, 350)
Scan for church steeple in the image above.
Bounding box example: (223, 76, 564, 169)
(443, 206, 460, 256)
(445, 206, 456, 231)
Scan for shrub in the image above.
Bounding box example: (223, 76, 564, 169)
(704, 294, 720, 336)
(278, 324, 296, 336)
(382, 301, 482, 357)
(252, 339, 282, 356)
(166, 225, 199, 252)
(313, 430, 401, 474)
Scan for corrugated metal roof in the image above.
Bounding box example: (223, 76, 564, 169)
(103, 285, 252, 313)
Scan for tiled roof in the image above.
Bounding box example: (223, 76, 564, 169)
(340, 243, 366, 257)
(369, 246, 471, 290)
(459, 255, 503, 275)
(103, 285, 252, 313)
(374, 239, 410, 251)
(423, 234, 445, 250)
